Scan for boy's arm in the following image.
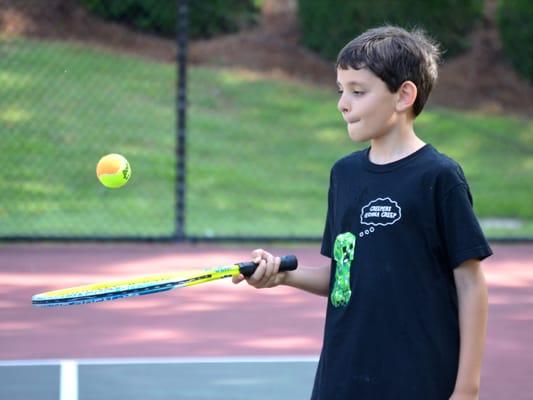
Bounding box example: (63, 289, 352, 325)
(283, 264, 330, 296)
(450, 259, 489, 400)
(232, 249, 330, 297)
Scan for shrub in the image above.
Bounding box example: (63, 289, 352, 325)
(298, 0, 484, 60)
(497, 0, 533, 82)
(79, 0, 260, 39)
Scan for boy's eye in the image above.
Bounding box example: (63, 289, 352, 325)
(337, 89, 365, 96)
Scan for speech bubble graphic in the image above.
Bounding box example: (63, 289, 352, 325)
(360, 197, 402, 227)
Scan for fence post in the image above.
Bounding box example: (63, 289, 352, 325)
(176, 0, 188, 241)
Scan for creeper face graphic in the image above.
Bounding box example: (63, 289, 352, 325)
(331, 232, 356, 307)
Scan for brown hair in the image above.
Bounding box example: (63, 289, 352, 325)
(337, 26, 441, 116)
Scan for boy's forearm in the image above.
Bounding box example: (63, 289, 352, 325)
(453, 263, 489, 396)
(283, 265, 330, 297)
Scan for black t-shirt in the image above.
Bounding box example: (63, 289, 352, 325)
(312, 144, 492, 400)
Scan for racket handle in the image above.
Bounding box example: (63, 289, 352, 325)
(238, 255, 298, 277)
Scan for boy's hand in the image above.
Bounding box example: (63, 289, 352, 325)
(232, 249, 286, 288)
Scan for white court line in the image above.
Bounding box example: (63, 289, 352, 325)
(60, 360, 78, 400)
(0, 355, 319, 367)
(1, 356, 318, 400)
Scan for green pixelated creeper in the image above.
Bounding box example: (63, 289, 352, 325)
(331, 232, 356, 307)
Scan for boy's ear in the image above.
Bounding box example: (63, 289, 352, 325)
(396, 81, 417, 113)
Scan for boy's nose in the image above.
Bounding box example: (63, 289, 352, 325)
(337, 96, 350, 114)
(338, 101, 349, 114)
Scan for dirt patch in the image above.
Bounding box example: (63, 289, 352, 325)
(1, 0, 531, 116)
(430, 0, 533, 116)
(0, 0, 177, 61)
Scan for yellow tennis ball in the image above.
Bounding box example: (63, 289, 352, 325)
(96, 153, 131, 189)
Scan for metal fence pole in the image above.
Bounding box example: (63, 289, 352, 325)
(176, 0, 188, 241)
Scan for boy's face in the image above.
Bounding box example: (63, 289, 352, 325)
(336, 67, 399, 142)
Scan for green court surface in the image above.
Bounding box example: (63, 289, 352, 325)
(0, 358, 318, 400)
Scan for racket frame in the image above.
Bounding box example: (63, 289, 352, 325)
(32, 255, 297, 307)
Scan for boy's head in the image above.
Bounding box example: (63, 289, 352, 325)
(337, 26, 441, 118)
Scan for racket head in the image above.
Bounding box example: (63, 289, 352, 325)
(32, 281, 177, 307)
(31, 269, 234, 308)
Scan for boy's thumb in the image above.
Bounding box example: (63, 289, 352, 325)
(232, 274, 245, 284)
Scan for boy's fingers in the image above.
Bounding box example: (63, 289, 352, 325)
(258, 254, 278, 287)
(262, 254, 275, 283)
(251, 249, 265, 259)
(242, 251, 280, 288)
(249, 259, 267, 284)
(273, 256, 281, 274)
(232, 274, 245, 284)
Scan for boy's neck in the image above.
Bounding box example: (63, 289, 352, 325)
(368, 122, 426, 165)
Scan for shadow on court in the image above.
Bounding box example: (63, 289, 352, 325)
(0, 243, 532, 399)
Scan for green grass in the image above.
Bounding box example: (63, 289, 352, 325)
(0, 38, 532, 239)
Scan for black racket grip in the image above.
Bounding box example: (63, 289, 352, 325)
(238, 255, 298, 277)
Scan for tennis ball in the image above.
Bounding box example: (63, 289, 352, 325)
(96, 153, 131, 189)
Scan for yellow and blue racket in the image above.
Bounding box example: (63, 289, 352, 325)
(32, 255, 298, 307)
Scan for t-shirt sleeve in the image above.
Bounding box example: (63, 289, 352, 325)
(436, 175, 493, 269)
(320, 169, 335, 258)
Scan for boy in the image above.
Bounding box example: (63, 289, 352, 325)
(233, 26, 492, 399)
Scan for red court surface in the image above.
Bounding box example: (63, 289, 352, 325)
(0, 243, 532, 399)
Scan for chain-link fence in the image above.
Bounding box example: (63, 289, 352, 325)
(1, 1, 180, 240)
(0, 0, 330, 241)
(1, 0, 531, 241)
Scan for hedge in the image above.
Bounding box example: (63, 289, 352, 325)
(497, 0, 533, 82)
(78, 0, 260, 39)
(298, 0, 484, 61)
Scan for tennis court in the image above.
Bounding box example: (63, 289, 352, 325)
(0, 358, 318, 400)
(0, 243, 532, 399)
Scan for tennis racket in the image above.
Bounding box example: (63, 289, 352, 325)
(32, 255, 298, 307)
